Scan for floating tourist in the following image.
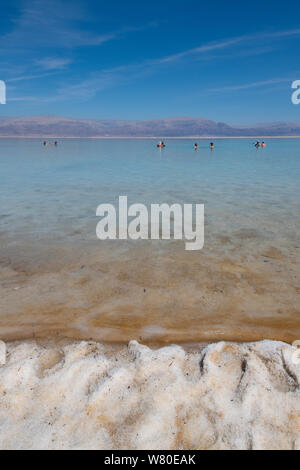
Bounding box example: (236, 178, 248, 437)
(157, 141, 166, 148)
(43, 141, 58, 146)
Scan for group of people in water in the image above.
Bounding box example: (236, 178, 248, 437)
(157, 141, 215, 150)
(194, 142, 214, 150)
(43, 139, 265, 150)
(158, 140, 266, 150)
(43, 141, 58, 146)
(254, 141, 266, 148)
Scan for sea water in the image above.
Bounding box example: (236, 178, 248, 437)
(0, 138, 299, 343)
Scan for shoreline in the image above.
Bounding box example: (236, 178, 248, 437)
(0, 325, 298, 347)
(0, 334, 296, 351)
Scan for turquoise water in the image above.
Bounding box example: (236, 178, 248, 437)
(1, 138, 300, 250)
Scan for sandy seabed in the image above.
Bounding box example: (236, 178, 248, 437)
(0, 338, 299, 450)
(1, 240, 300, 344)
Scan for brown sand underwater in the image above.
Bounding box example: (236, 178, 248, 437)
(0, 236, 299, 344)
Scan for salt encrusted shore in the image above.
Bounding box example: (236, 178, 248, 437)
(0, 339, 299, 450)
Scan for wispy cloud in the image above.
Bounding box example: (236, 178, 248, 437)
(8, 96, 42, 102)
(53, 28, 300, 102)
(57, 75, 118, 100)
(35, 57, 73, 70)
(96, 27, 300, 82)
(262, 28, 300, 39)
(147, 28, 300, 66)
(1, 0, 157, 53)
(208, 77, 294, 93)
(150, 37, 246, 65)
(0, 0, 158, 92)
(1, 0, 113, 49)
(5, 16, 300, 104)
(6, 71, 59, 83)
(58, 37, 249, 100)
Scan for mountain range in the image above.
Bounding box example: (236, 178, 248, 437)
(0, 115, 300, 137)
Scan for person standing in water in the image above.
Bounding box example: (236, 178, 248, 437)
(194, 143, 198, 150)
(261, 141, 266, 148)
(210, 142, 214, 150)
(254, 141, 260, 148)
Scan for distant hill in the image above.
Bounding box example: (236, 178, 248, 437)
(0, 115, 300, 137)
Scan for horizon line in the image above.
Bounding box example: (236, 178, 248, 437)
(1, 135, 300, 139)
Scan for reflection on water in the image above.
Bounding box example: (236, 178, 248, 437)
(0, 138, 299, 342)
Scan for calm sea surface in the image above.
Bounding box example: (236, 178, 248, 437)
(1, 138, 300, 242)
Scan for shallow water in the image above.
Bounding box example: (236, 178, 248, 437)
(0, 138, 299, 343)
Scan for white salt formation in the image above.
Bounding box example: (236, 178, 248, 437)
(0, 339, 299, 450)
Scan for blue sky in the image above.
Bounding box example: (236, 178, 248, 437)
(1, 0, 300, 123)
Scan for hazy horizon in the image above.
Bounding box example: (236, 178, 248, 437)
(1, 113, 300, 126)
(1, 114, 300, 137)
